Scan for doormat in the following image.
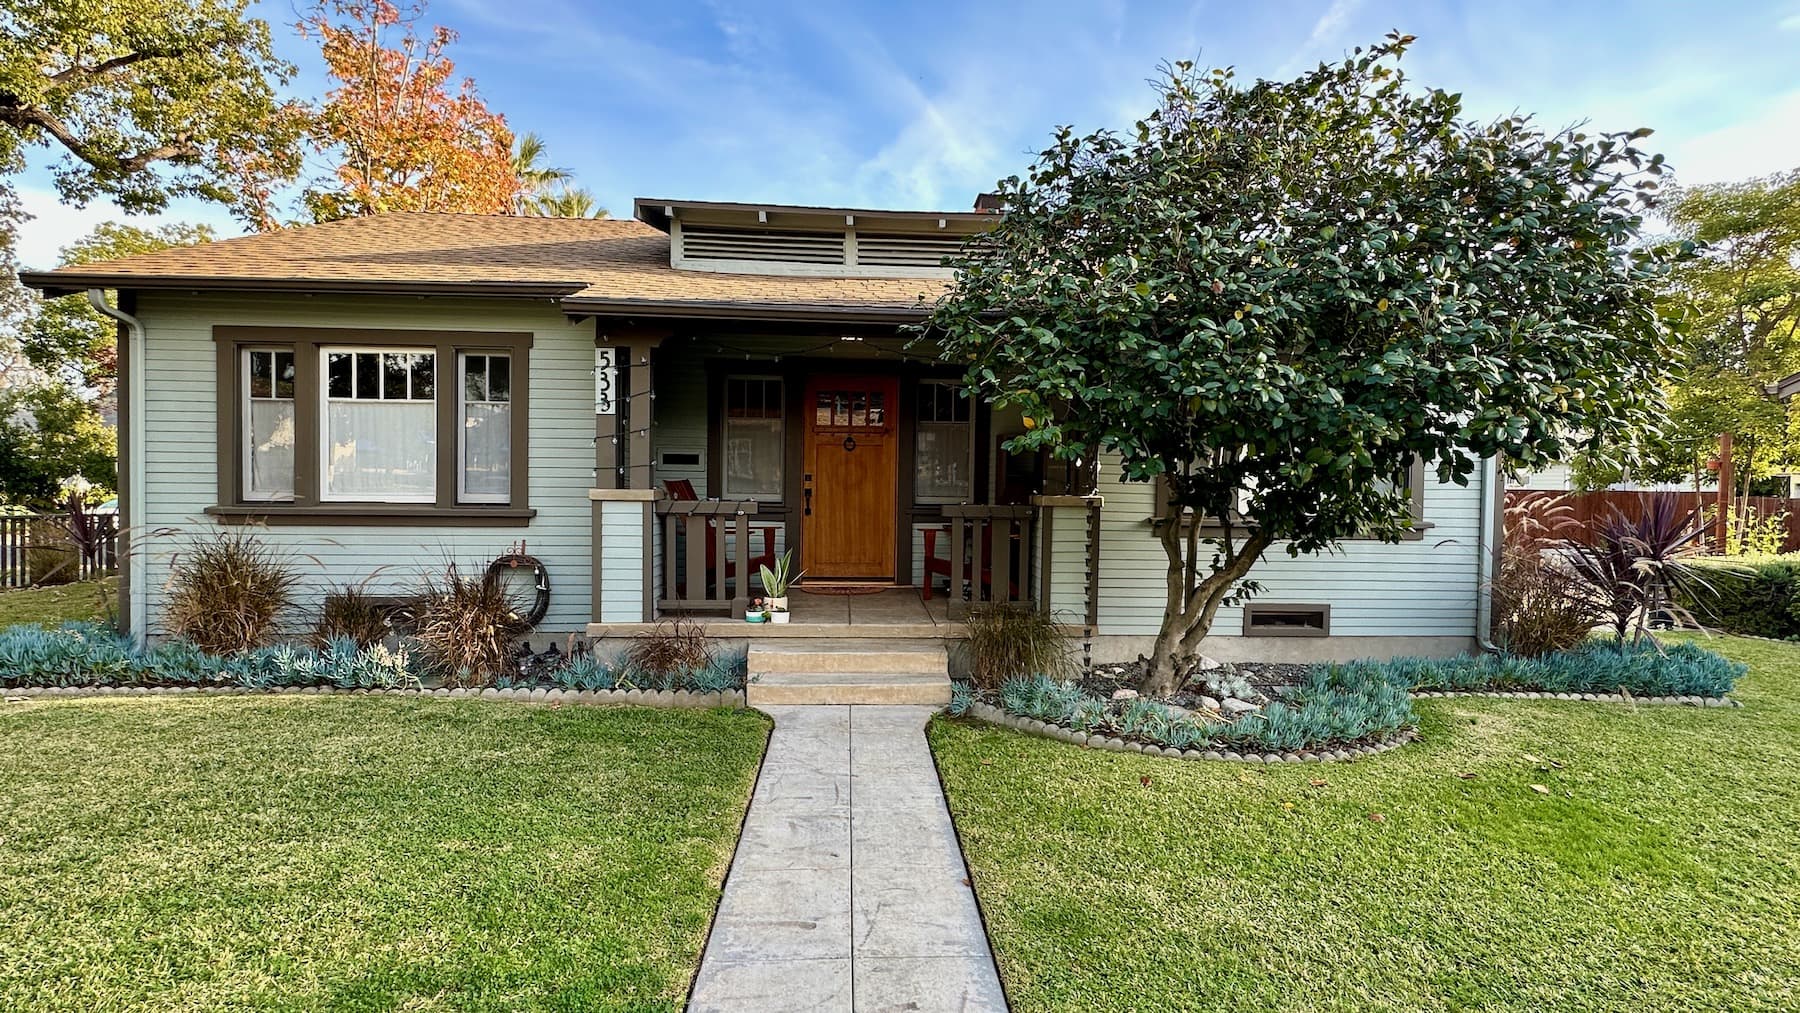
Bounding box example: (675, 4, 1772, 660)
(797, 585, 894, 597)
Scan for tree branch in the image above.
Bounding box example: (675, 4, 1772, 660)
(0, 101, 197, 173)
(47, 50, 169, 85)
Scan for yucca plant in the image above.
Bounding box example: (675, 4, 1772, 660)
(1563, 500, 1715, 648)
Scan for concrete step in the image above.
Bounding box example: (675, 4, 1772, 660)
(748, 671, 952, 707)
(748, 640, 948, 676)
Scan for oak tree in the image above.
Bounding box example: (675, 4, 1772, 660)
(0, 0, 304, 226)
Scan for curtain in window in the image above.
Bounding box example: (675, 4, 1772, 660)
(462, 402, 510, 500)
(326, 402, 436, 500)
(460, 353, 511, 503)
(248, 401, 295, 499)
(915, 425, 969, 502)
(723, 418, 782, 497)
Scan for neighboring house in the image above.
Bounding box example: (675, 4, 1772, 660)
(21, 198, 1502, 662)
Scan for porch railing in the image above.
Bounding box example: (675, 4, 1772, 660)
(656, 497, 760, 618)
(938, 504, 1037, 618)
(0, 512, 119, 588)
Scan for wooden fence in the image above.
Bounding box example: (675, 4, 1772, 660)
(1505, 490, 1800, 554)
(0, 512, 120, 588)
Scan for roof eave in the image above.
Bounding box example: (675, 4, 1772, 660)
(17, 272, 591, 300)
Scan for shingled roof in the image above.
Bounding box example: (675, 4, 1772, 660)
(19, 212, 948, 322)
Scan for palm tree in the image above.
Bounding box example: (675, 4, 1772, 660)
(510, 132, 572, 213)
(526, 185, 608, 219)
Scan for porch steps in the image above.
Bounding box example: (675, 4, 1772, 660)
(746, 641, 952, 707)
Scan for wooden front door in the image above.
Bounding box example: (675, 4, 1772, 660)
(802, 374, 899, 580)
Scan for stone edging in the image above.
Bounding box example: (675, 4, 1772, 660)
(1409, 689, 1741, 708)
(2, 684, 748, 708)
(961, 702, 1416, 763)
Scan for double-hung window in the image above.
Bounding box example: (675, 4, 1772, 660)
(459, 353, 512, 503)
(722, 376, 783, 499)
(243, 349, 296, 501)
(915, 380, 972, 503)
(216, 328, 531, 522)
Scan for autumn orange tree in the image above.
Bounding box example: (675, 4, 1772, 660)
(298, 0, 521, 218)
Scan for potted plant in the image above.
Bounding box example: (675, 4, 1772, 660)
(758, 550, 802, 613)
(769, 604, 790, 624)
(746, 596, 767, 623)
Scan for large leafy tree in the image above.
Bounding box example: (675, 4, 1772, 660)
(927, 36, 1685, 692)
(26, 221, 215, 398)
(0, 0, 305, 227)
(0, 381, 118, 506)
(1645, 172, 1800, 496)
(299, 0, 521, 219)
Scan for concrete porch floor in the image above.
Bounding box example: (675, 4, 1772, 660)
(588, 588, 964, 639)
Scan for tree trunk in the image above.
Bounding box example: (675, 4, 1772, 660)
(1138, 516, 1273, 696)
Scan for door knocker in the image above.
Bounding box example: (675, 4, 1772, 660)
(842, 435, 857, 452)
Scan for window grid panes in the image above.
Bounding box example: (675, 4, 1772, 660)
(915, 380, 971, 504)
(459, 353, 511, 504)
(724, 376, 783, 499)
(322, 348, 437, 502)
(244, 348, 296, 501)
(812, 388, 887, 428)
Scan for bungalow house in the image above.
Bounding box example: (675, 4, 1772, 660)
(21, 197, 1502, 687)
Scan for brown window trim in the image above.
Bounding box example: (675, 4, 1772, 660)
(1243, 602, 1331, 637)
(1150, 458, 1431, 540)
(213, 326, 534, 526)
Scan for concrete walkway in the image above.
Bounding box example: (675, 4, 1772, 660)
(689, 705, 1007, 1012)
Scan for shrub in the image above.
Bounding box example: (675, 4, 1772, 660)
(24, 517, 77, 586)
(992, 671, 1415, 753)
(623, 617, 712, 688)
(964, 603, 1075, 690)
(1352, 639, 1745, 698)
(1492, 494, 1596, 656)
(1564, 499, 1712, 645)
(1490, 545, 1598, 657)
(410, 563, 530, 686)
(0, 623, 414, 690)
(313, 585, 396, 648)
(164, 530, 298, 653)
(1678, 556, 1800, 640)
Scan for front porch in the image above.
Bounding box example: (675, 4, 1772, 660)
(583, 324, 1103, 636)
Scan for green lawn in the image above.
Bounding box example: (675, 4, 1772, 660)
(931, 635, 1800, 1013)
(0, 576, 115, 627)
(0, 696, 769, 1011)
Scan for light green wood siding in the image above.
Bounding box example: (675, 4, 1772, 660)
(136, 293, 597, 635)
(1093, 456, 1485, 637)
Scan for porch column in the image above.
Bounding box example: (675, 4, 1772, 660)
(591, 325, 668, 624)
(1032, 494, 1104, 630)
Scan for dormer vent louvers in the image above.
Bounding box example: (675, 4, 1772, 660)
(680, 226, 847, 265)
(854, 233, 966, 269)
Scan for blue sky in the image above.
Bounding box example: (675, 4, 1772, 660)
(14, 0, 1800, 267)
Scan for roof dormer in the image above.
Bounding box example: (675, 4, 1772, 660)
(634, 198, 996, 279)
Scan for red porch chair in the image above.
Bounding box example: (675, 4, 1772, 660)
(663, 480, 777, 592)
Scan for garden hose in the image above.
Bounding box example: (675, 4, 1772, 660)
(486, 554, 551, 629)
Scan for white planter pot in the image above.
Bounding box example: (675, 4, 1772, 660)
(767, 596, 789, 611)
(770, 611, 791, 624)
